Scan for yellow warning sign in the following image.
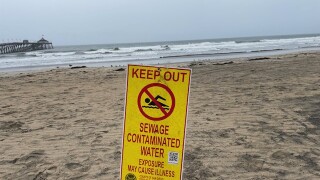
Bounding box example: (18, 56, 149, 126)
(120, 65, 191, 180)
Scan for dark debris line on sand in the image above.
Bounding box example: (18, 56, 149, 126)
(248, 57, 271, 61)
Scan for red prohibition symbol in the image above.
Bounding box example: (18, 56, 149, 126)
(138, 83, 175, 121)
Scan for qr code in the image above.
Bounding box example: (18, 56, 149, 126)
(168, 151, 179, 164)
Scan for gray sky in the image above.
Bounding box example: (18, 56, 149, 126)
(1, 0, 320, 45)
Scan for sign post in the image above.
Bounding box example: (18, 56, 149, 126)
(121, 65, 191, 180)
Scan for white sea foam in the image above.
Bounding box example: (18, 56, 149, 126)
(84, 49, 111, 54)
(25, 51, 43, 56)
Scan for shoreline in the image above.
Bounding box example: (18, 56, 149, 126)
(0, 48, 320, 179)
(1, 47, 320, 75)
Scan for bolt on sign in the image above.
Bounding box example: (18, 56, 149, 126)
(120, 65, 191, 180)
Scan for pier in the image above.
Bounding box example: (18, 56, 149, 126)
(0, 38, 53, 54)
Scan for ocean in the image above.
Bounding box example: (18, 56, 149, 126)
(1, 34, 320, 71)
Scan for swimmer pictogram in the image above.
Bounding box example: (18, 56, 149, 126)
(138, 83, 175, 121)
(142, 95, 169, 110)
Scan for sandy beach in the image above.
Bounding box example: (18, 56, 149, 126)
(0, 52, 320, 179)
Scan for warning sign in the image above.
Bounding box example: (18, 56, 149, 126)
(120, 65, 191, 180)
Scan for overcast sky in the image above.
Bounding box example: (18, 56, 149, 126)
(1, 0, 320, 45)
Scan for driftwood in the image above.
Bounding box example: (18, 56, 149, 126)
(114, 68, 125, 71)
(70, 66, 87, 69)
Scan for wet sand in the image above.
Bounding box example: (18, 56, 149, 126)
(0, 52, 320, 179)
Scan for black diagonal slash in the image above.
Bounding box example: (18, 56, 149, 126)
(144, 89, 168, 116)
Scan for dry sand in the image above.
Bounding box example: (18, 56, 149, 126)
(0, 52, 320, 179)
